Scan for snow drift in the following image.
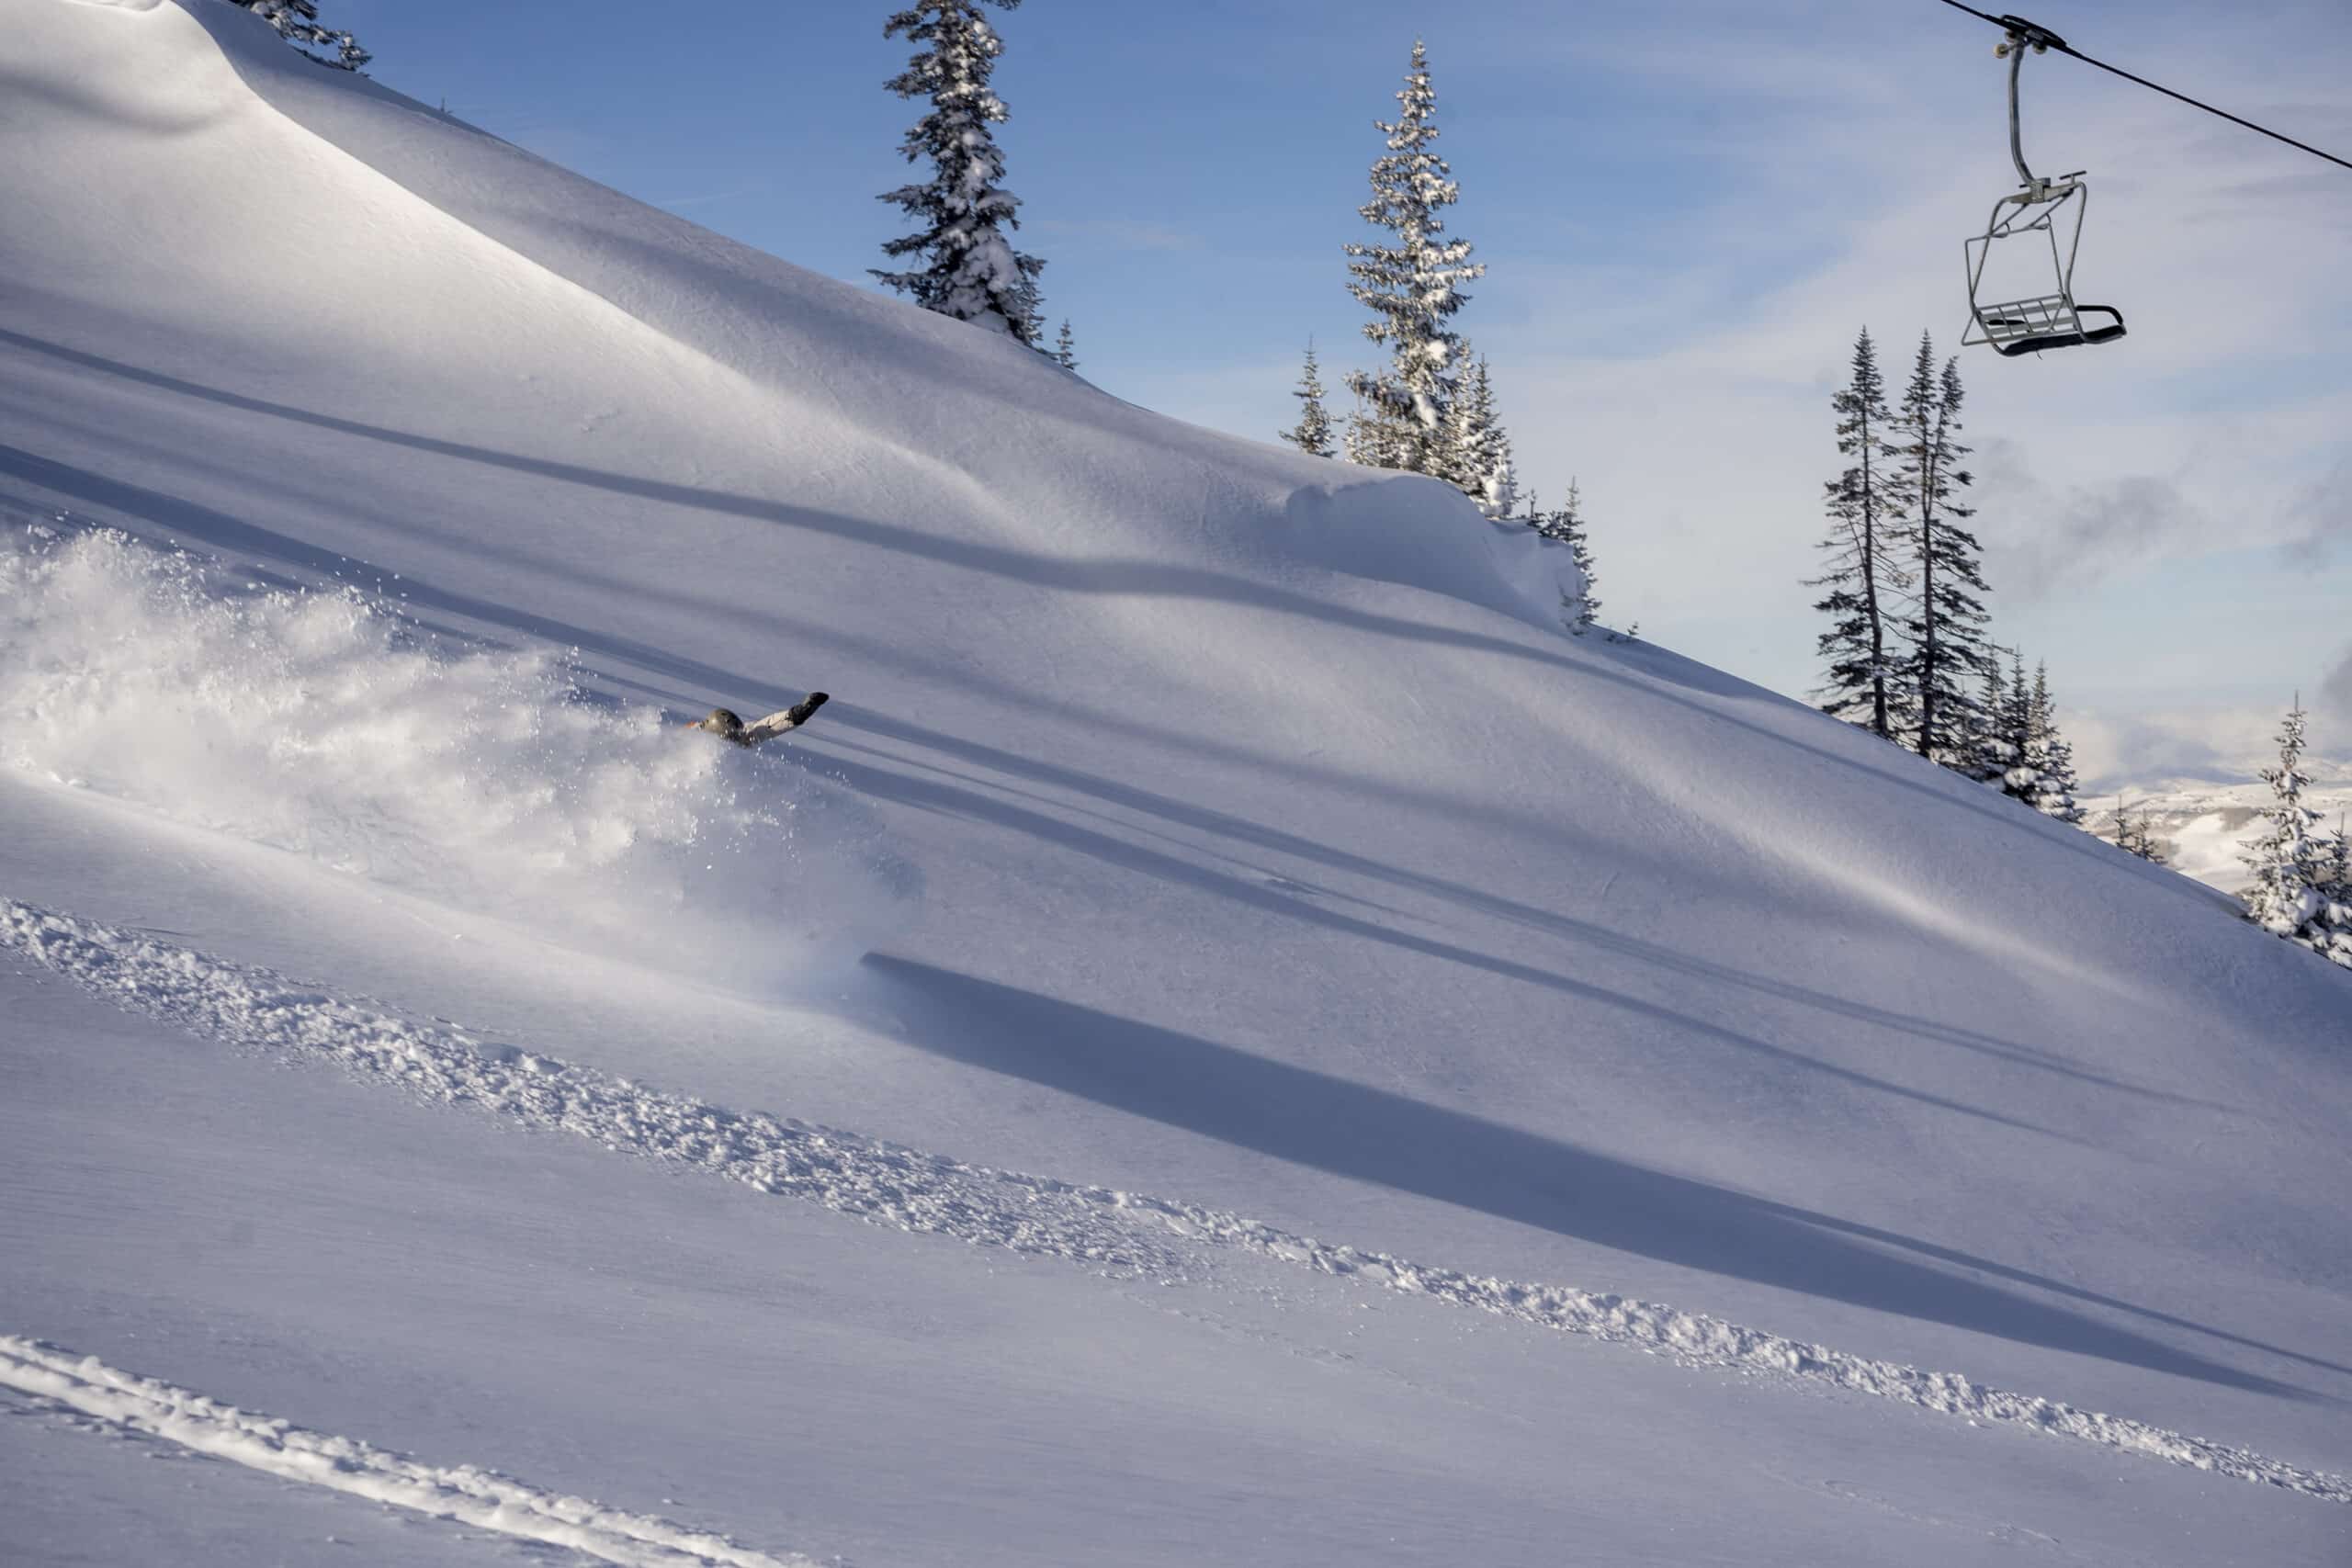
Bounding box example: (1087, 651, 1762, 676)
(0, 527, 904, 988)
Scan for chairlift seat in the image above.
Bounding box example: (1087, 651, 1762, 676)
(1974, 293, 2127, 355)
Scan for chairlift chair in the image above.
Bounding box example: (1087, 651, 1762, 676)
(1962, 19, 2126, 356)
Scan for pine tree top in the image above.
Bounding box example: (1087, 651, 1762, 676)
(874, 0, 1045, 345)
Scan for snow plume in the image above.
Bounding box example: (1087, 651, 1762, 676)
(0, 1336, 820, 1568)
(0, 530, 905, 990)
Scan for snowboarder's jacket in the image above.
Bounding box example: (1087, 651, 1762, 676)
(686, 692, 828, 747)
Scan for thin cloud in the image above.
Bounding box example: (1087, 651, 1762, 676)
(1973, 444, 2211, 598)
(2322, 643, 2352, 730)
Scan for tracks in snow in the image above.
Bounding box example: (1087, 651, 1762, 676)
(0, 1337, 820, 1568)
(6, 895, 2347, 1507)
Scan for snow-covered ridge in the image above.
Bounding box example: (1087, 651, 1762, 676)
(0, 1336, 821, 1568)
(0, 528, 907, 991)
(165, 0, 1574, 633)
(6, 895, 2346, 1506)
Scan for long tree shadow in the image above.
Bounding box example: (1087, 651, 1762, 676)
(0, 437, 2238, 1121)
(821, 750, 2066, 1139)
(818, 709, 2237, 1112)
(863, 955, 2342, 1393)
(0, 324, 2174, 873)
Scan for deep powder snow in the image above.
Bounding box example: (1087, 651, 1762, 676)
(0, 527, 909, 992)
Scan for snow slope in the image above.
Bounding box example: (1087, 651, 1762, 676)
(3, 2, 2349, 1563)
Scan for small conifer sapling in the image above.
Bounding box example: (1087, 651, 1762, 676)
(1280, 342, 1338, 458)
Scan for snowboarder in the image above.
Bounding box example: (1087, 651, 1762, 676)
(684, 692, 829, 748)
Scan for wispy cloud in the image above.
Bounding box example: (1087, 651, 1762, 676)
(1972, 444, 2212, 598)
(2321, 643, 2352, 730)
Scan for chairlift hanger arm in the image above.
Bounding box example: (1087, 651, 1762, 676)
(2003, 28, 2036, 188)
(1930, 0, 2352, 174)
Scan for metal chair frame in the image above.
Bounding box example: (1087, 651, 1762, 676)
(1961, 26, 2126, 356)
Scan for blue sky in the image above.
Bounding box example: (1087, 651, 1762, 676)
(330, 0, 2350, 787)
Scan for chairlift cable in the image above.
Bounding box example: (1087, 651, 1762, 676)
(1929, 0, 2352, 174)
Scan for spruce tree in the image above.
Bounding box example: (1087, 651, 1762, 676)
(2027, 660, 2086, 822)
(2327, 820, 2352, 965)
(2239, 702, 2352, 966)
(1531, 482, 1600, 635)
(2110, 796, 2167, 863)
(1897, 341, 1995, 765)
(1441, 357, 1517, 517)
(1967, 656, 2013, 784)
(1342, 41, 1484, 478)
(232, 2, 368, 70)
(1996, 647, 2041, 805)
(1808, 329, 1908, 740)
(1280, 342, 1338, 458)
(875, 2, 1046, 345)
(1343, 396, 1402, 468)
(1053, 319, 1078, 370)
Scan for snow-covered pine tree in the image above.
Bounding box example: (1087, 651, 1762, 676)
(2027, 660, 2086, 822)
(2239, 702, 2352, 966)
(2327, 819, 2352, 966)
(1996, 647, 2042, 805)
(874, 2, 1046, 345)
(1053, 319, 1078, 370)
(231, 1, 368, 71)
(1343, 391, 1403, 468)
(1440, 357, 1517, 516)
(1342, 40, 1484, 478)
(1808, 329, 1908, 741)
(1530, 482, 1600, 635)
(1896, 340, 1995, 766)
(1280, 342, 1338, 458)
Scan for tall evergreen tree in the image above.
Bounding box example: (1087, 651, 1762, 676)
(1897, 341, 1994, 764)
(232, 1, 368, 70)
(2239, 702, 2352, 966)
(2026, 660, 2086, 822)
(1342, 40, 1484, 477)
(1280, 341, 1338, 458)
(874, 2, 1046, 345)
(1053, 319, 1078, 370)
(1808, 329, 1907, 740)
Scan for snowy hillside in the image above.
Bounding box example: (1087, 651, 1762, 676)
(4, 4, 2349, 1565)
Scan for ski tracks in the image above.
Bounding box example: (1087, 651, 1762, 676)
(6, 893, 2348, 1523)
(0, 1336, 820, 1568)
